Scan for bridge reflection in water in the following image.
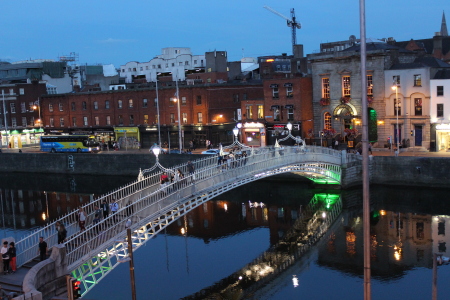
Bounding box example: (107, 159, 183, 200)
(181, 193, 342, 299)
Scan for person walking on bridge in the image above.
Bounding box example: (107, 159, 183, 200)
(37, 237, 48, 261)
(101, 200, 109, 219)
(78, 208, 87, 231)
(1, 242, 9, 275)
(110, 200, 119, 222)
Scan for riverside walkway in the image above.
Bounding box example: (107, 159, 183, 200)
(9, 145, 356, 297)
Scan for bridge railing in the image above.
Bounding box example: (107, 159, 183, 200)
(64, 146, 342, 269)
(15, 154, 218, 267)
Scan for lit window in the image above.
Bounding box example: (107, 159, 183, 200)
(197, 112, 203, 123)
(48, 103, 53, 113)
(95, 116, 99, 126)
(129, 99, 133, 108)
(324, 112, 332, 130)
(414, 75, 422, 87)
(257, 105, 264, 119)
(60, 118, 64, 127)
(83, 116, 88, 126)
(118, 100, 123, 109)
(322, 78, 330, 99)
(367, 75, 373, 95)
(144, 115, 149, 124)
(246, 106, 253, 119)
(342, 76, 351, 97)
(182, 113, 187, 124)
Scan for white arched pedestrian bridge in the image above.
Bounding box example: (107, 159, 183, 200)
(14, 146, 354, 297)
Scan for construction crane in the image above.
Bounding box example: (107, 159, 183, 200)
(263, 6, 301, 55)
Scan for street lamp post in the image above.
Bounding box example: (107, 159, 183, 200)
(1, 90, 8, 149)
(175, 70, 182, 154)
(155, 77, 161, 146)
(32, 98, 42, 129)
(392, 84, 400, 155)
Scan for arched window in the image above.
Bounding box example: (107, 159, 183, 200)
(324, 112, 332, 130)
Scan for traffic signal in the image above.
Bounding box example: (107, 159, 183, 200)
(71, 278, 81, 299)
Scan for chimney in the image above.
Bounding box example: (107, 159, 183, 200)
(433, 33, 443, 58)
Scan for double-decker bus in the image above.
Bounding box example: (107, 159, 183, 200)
(40, 135, 100, 153)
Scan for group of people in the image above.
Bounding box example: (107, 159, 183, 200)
(1, 241, 16, 275)
(218, 147, 248, 170)
(77, 200, 120, 231)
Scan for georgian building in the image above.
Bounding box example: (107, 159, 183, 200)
(430, 69, 450, 151)
(308, 42, 418, 148)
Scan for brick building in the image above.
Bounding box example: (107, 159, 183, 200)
(0, 81, 47, 147)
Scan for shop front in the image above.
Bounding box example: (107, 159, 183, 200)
(242, 122, 266, 147)
(1, 128, 45, 148)
(435, 124, 450, 151)
(114, 127, 140, 149)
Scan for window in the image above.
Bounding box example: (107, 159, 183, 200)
(146, 66, 149, 70)
(272, 87, 279, 99)
(243, 93, 248, 100)
(19, 88, 24, 95)
(9, 103, 16, 113)
(181, 97, 187, 106)
(367, 75, 373, 95)
(105, 100, 110, 109)
(322, 78, 330, 99)
(71, 102, 76, 111)
(142, 99, 148, 108)
(133, 68, 136, 71)
(83, 116, 88, 126)
(194, 60, 197, 64)
(140, 67, 143, 71)
(22, 117, 26, 127)
(273, 107, 280, 121)
(118, 100, 123, 109)
(48, 103, 53, 113)
(257, 105, 264, 119)
(182, 113, 187, 124)
(414, 98, 422, 116)
(246, 105, 253, 119)
(106, 116, 111, 125)
(286, 86, 293, 98)
(72, 117, 76, 126)
(437, 86, 444, 96)
(324, 112, 332, 130)
(60, 118, 64, 127)
(11, 117, 16, 127)
(170, 113, 175, 123)
(49, 118, 54, 127)
(9, 89, 13, 95)
(287, 108, 294, 121)
(197, 112, 203, 123)
(394, 98, 401, 115)
(342, 76, 351, 96)
(185, 61, 189, 66)
(393, 75, 400, 86)
(437, 104, 444, 118)
(172, 63, 175, 67)
(129, 115, 134, 125)
(118, 115, 123, 125)
(414, 74, 422, 86)
(233, 94, 239, 102)
(169, 98, 176, 107)
(82, 102, 86, 110)
(21, 102, 26, 113)
(196, 96, 202, 105)
(144, 115, 149, 124)
(59, 103, 63, 111)
(95, 116, 99, 126)
(94, 101, 98, 110)
(29, 117, 34, 126)
(155, 114, 159, 124)
(128, 99, 133, 108)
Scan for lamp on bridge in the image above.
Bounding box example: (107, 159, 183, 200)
(224, 123, 247, 149)
(277, 122, 305, 149)
(137, 144, 174, 181)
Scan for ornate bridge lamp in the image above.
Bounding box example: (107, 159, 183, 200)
(138, 144, 174, 180)
(224, 123, 247, 149)
(277, 122, 305, 151)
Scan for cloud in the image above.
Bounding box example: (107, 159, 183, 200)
(97, 38, 137, 43)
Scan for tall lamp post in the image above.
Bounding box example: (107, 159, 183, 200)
(32, 98, 42, 129)
(392, 83, 400, 155)
(175, 70, 182, 154)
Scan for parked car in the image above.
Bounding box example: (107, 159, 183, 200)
(201, 149, 229, 155)
(169, 149, 192, 154)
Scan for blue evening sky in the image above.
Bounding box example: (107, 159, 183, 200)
(1, 0, 448, 67)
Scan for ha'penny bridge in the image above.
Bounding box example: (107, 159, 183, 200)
(13, 145, 360, 299)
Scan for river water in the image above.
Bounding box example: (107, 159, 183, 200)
(1, 173, 450, 300)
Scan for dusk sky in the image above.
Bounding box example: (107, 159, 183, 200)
(2, 0, 448, 67)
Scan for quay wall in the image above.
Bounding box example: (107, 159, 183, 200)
(0, 153, 448, 188)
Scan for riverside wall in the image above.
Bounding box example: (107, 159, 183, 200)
(0, 153, 448, 188)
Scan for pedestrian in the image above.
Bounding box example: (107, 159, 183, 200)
(37, 237, 48, 261)
(101, 200, 110, 219)
(77, 208, 87, 231)
(189, 141, 193, 152)
(110, 200, 119, 222)
(368, 142, 373, 154)
(187, 161, 195, 181)
(335, 139, 339, 150)
(93, 205, 102, 224)
(8, 242, 16, 274)
(56, 221, 67, 244)
(160, 172, 169, 186)
(1, 242, 9, 275)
